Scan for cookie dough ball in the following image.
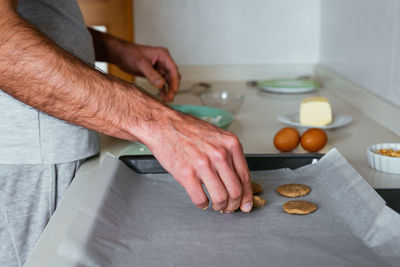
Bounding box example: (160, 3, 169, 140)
(251, 181, 263, 194)
(253, 195, 266, 208)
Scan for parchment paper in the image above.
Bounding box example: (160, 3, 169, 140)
(54, 149, 400, 267)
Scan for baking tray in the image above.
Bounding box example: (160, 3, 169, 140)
(54, 151, 399, 266)
(119, 153, 323, 173)
(119, 153, 400, 213)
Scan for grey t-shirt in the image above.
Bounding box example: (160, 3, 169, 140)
(0, 0, 99, 164)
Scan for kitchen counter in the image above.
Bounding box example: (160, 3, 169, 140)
(24, 66, 400, 267)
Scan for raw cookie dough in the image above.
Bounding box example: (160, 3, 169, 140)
(251, 181, 263, 194)
(253, 195, 266, 208)
(276, 184, 311, 198)
(282, 200, 318, 215)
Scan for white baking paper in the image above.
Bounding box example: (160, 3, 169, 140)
(53, 149, 400, 267)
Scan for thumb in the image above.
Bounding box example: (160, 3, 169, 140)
(136, 57, 166, 89)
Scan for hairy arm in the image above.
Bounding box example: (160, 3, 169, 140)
(0, 1, 168, 143)
(0, 1, 253, 213)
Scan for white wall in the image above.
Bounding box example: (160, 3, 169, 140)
(135, 0, 320, 65)
(320, 0, 400, 108)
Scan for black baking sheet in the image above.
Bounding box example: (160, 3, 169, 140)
(119, 153, 324, 173)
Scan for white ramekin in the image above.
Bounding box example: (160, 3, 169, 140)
(367, 143, 400, 174)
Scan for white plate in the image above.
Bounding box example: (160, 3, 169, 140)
(259, 86, 317, 94)
(258, 78, 319, 94)
(277, 113, 353, 129)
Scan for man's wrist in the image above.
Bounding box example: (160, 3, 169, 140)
(121, 89, 179, 146)
(105, 36, 127, 65)
(89, 28, 127, 64)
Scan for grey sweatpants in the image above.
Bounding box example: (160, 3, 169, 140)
(0, 160, 84, 267)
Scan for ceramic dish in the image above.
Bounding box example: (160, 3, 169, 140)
(120, 142, 152, 156)
(257, 78, 319, 94)
(277, 113, 352, 129)
(171, 105, 234, 130)
(367, 143, 400, 174)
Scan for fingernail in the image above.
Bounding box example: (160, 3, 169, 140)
(202, 206, 208, 210)
(219, 210, 223, 214)
(154, 79, 163, 86)
(242, 202, 252, 213)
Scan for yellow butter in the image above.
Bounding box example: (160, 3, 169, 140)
(300, 97, 332, 126)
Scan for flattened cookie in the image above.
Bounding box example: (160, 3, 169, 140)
(282, 200, 318, 215)
(251, 181, 263, 194)
(276, 184, 311, 198)
(253, 195, 266, 208)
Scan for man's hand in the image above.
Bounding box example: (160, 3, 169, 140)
(113, 43, 181, 103)
(88, 29, 252, 212)
(89, 29, 180, 102)
(137, 110, 254, 213)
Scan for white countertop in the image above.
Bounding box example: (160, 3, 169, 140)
(24, 66, 400, 267)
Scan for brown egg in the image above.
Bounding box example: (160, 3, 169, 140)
(300, 128, 327, 152)
(273, 127, 300, 152)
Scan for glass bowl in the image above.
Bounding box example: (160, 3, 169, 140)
(200, 91, 245, 114)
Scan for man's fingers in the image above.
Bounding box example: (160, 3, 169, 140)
(181, 175, 209, 210)
(226, 134, 253, 212)
(164, 74, 179, 102)
(165, 61, 180, 94)
(197, 160, 229, 212)
(210, 149, 243, 213)
(136, 56, 166, 89)
(155, 51, 180, 101)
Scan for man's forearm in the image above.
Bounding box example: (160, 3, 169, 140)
(88, 28, 123, 63)
(0, 7, 171, 143)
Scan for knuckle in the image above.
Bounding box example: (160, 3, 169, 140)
(156, 47, 169, 55)
(226, 134, 240, 149)
(181, 167, 195, 179)
(135, 55, 146, 65)
(193, 197, 208, 208)
(195, 156, 209, 169)
(213, 192, 228, 206)
(230, 186, 243, 200)
(241, 173, 251, 184)
(212, 148, 227, 162)
(161, 47, 170, 54)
